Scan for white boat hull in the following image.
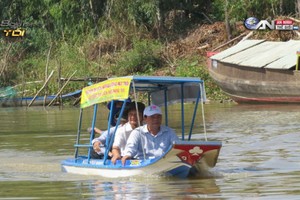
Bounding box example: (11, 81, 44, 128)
(61, 141, 222, 178)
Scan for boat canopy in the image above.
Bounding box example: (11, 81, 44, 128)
(80, 76, 206, 108)
(76, 76, 208, 164)
(211, 39, 300, 70)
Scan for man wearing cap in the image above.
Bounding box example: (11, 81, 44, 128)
(111, 102, 145, 164)
(121, 104, 179, 165)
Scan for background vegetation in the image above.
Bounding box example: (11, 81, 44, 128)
(0, 0, 299, 101)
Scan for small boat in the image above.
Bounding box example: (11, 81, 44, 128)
(208, 39, 300, 103)
(61, 76, 222, 178)
(0, 90, 81, 107)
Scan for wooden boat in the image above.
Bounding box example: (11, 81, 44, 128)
(0, 90, 81, 107)
(61, 76, 222, 178)
(208, 39, 300, 103)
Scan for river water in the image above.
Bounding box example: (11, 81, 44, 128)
(1, 103, 300, 199)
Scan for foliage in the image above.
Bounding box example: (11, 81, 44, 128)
(212, 0, 297, 22)
(0, 0, 299, 100)
(112, 39, 163, 75)
(175, 57, 228, 101)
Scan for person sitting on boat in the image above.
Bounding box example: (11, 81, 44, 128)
(107, 98, 131, 126)
(121, 104, 179, 165)
(87, 127, 102, 136)
(88, 106, 126, 137)
(88, 98, 132, 136)
(111, 101, 145, 164)
(91, 112, 127, 159)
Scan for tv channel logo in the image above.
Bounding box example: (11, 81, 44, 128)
(0, 20, 29, 37)
(244, 17, 299, 31)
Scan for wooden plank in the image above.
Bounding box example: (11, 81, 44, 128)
(211, 39, 265, 61)
(265, 40, 300, 69)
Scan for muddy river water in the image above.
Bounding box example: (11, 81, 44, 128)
(0, 103, 300, 199)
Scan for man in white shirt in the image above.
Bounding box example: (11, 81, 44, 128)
(90, 100, 131, 159)
(91, 118, 127, 159)
(121, 104, 179, 165)
(111, 102, 145, 164)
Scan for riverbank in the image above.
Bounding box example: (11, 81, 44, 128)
(2, 18, 298, 103)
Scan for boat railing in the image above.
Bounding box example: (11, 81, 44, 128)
(74, 144, 93, 148)
(74, 99, 129, 164)
(296, 51, 300, 71)
(73, 76, 208, 164)
(103, 100, 128, 164)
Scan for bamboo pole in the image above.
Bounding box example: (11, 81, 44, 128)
(59, 77, 107, 82)
(47, 70, 77, 107)
(43, 43, 52, 106)
(288, 16, 300, 23)
(12, 80, 43, 88)
(27, 70, 54, 107)
(21, 67, 25, 106)
(58, 58, 63, 108)
(73, 96, 81, 106)
(212, 32, 248, 52)
(240, 31, 253, 42)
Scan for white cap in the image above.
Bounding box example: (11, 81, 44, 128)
(143, 104, 162, 116)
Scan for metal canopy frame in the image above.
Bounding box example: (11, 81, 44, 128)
(74, 76, 207, 165)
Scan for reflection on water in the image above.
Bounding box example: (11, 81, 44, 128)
(88, 178, 220, 200)
(1, 103, 300, 199)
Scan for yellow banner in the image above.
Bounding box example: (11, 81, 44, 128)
(80, 77, 132, 108)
